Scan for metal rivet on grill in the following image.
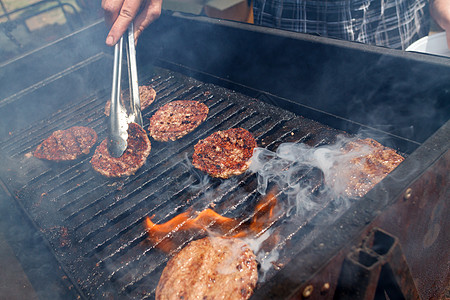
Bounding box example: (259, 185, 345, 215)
(302, 285, 314, 298)
(320, 282, 330, 294)
(404, 188, 413, 201)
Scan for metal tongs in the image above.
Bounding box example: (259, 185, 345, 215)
(107, 23, 143, 157)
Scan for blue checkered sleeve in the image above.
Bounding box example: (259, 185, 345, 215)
(253, 0, 430, 49)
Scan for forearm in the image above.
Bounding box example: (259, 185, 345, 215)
(430, 0, 450, 48)
(430, 0, 450, 30)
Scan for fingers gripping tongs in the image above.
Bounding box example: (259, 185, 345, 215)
(107, 23, 143, 157)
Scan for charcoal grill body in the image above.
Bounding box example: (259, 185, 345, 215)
(0, 13, 448, 299)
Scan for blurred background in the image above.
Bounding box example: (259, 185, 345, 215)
(0, 0, 445, 65)
(0, 0, 257, 65)
(0, 1, 102, 63)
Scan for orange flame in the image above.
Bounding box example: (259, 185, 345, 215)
(145, 190, 279, 252)
(249, 190, 278, 234)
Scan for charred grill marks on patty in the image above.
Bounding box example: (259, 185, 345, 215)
(192, 128, 257, 179)
(34, 126, 97, 161)
(148, 100, 209, 142)
(90, 123, 151, 177)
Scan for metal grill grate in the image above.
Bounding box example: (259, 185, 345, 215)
(0, 67, 344, 299)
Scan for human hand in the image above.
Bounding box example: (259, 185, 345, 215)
(102, 0, 162, 46)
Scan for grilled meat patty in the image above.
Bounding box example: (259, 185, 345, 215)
(156, 237, 258, 300)
(148, 100, 209, 141)
(192, 128, 257, 179)
(337, 138, 405, 197)
(34, 126, 97, 161)
(90, 123, 151, 177)
(104, 85, 156, 116)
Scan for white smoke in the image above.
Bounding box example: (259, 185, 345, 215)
(243, 135, 387, 282)
(242, 229, 276, 281)
(249, 135, 372, 219)
(184, 135, 384, 283)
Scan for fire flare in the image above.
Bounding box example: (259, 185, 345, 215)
(145, 191, 279, 252)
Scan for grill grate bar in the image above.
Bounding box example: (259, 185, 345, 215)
(15, 167, 53, 194)
(1, 91, 104, 151)
(9, 98, 106, 158)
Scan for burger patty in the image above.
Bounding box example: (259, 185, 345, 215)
(148, 100, 209, 142)
(192, 128, 257, 179)
(34, 126, 97, 161)
(90, 123, 151, 177)
(104, 85, 156, 116)
(138, 85, 157, 108)
(338, 138, 405, 197)
(156, 237, 258, 300)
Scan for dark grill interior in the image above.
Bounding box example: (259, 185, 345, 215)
(0, 66, 345, 298)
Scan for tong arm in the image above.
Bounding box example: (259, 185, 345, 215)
(107, 36, 129, 158)
(126, 23, 143, 127)
(107, 24, 144, 158)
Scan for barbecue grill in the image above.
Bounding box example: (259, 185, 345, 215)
(0, 13, 449, 299)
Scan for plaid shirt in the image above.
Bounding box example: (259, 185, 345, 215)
(253, 0, 430, 49)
